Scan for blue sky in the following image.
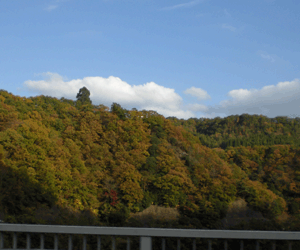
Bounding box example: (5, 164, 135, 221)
(1, 0, 299, 120)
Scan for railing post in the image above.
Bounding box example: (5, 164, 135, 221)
(127, 237, 130, 250)
(193, 239, 196, 250)
(240, 240, 243, 250)
(140, 236, 151, 250)
(162, 238, 165, 250)
(97, 235, 101, 250)
(177, 239, 180, 250)
(68, 235, 72, 250)
(40, 233, 44, 249)
(224, 239, 227, 250)
(208, 239, 211, 250)
(54, 234, 58, 250)
(83, 235, 87, 250)
(13, 232, 17, 249)
(288, 241, 292, 250)
(0, 232, 4, 249)
(112, 236, 116, 250)
(26, 233, 31, 249)
(272, 241, 276, 250)
(256, 240, 259, 250)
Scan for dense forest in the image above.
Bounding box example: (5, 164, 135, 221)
(1, 87, 300, 250)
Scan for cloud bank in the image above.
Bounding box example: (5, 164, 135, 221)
(199, 79, 300, 119)
(24, 72, 300, 120)
(24, 72, 194, 119)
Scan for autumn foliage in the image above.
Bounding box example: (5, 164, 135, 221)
(1, 88, 300, 245)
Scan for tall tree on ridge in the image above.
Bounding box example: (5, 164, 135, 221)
(76, 86, 92, 107)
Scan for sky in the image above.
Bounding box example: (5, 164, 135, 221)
(1, 0, 299, 120)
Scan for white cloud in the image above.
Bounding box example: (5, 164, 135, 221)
(203, 79, 300, 118)
(160, 0, 204, 11)
(260, 52, 275, 62)
(222, 23, 236, 32)
(184, 86, 211, 101)
(24, 72, 194, 119)
(44, 0, 70, 12)
(45, 5, 58, 11)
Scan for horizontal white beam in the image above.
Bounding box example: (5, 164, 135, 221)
(1, 224, 300, 240)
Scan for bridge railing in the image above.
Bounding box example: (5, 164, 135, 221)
(1, 223, 300, 250)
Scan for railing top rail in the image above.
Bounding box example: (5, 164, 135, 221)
(0, 224, 300, 240)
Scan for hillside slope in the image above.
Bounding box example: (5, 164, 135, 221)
(1, 89, 300, 237)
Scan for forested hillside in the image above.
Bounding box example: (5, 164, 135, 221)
(1, 87, 300, 250)
(167, 113, 300, 150)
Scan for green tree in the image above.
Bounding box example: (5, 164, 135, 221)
(111, 102, 127, 120)
(76, 87, 92, 106)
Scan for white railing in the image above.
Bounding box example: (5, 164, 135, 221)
(1, 223, 300, 250)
